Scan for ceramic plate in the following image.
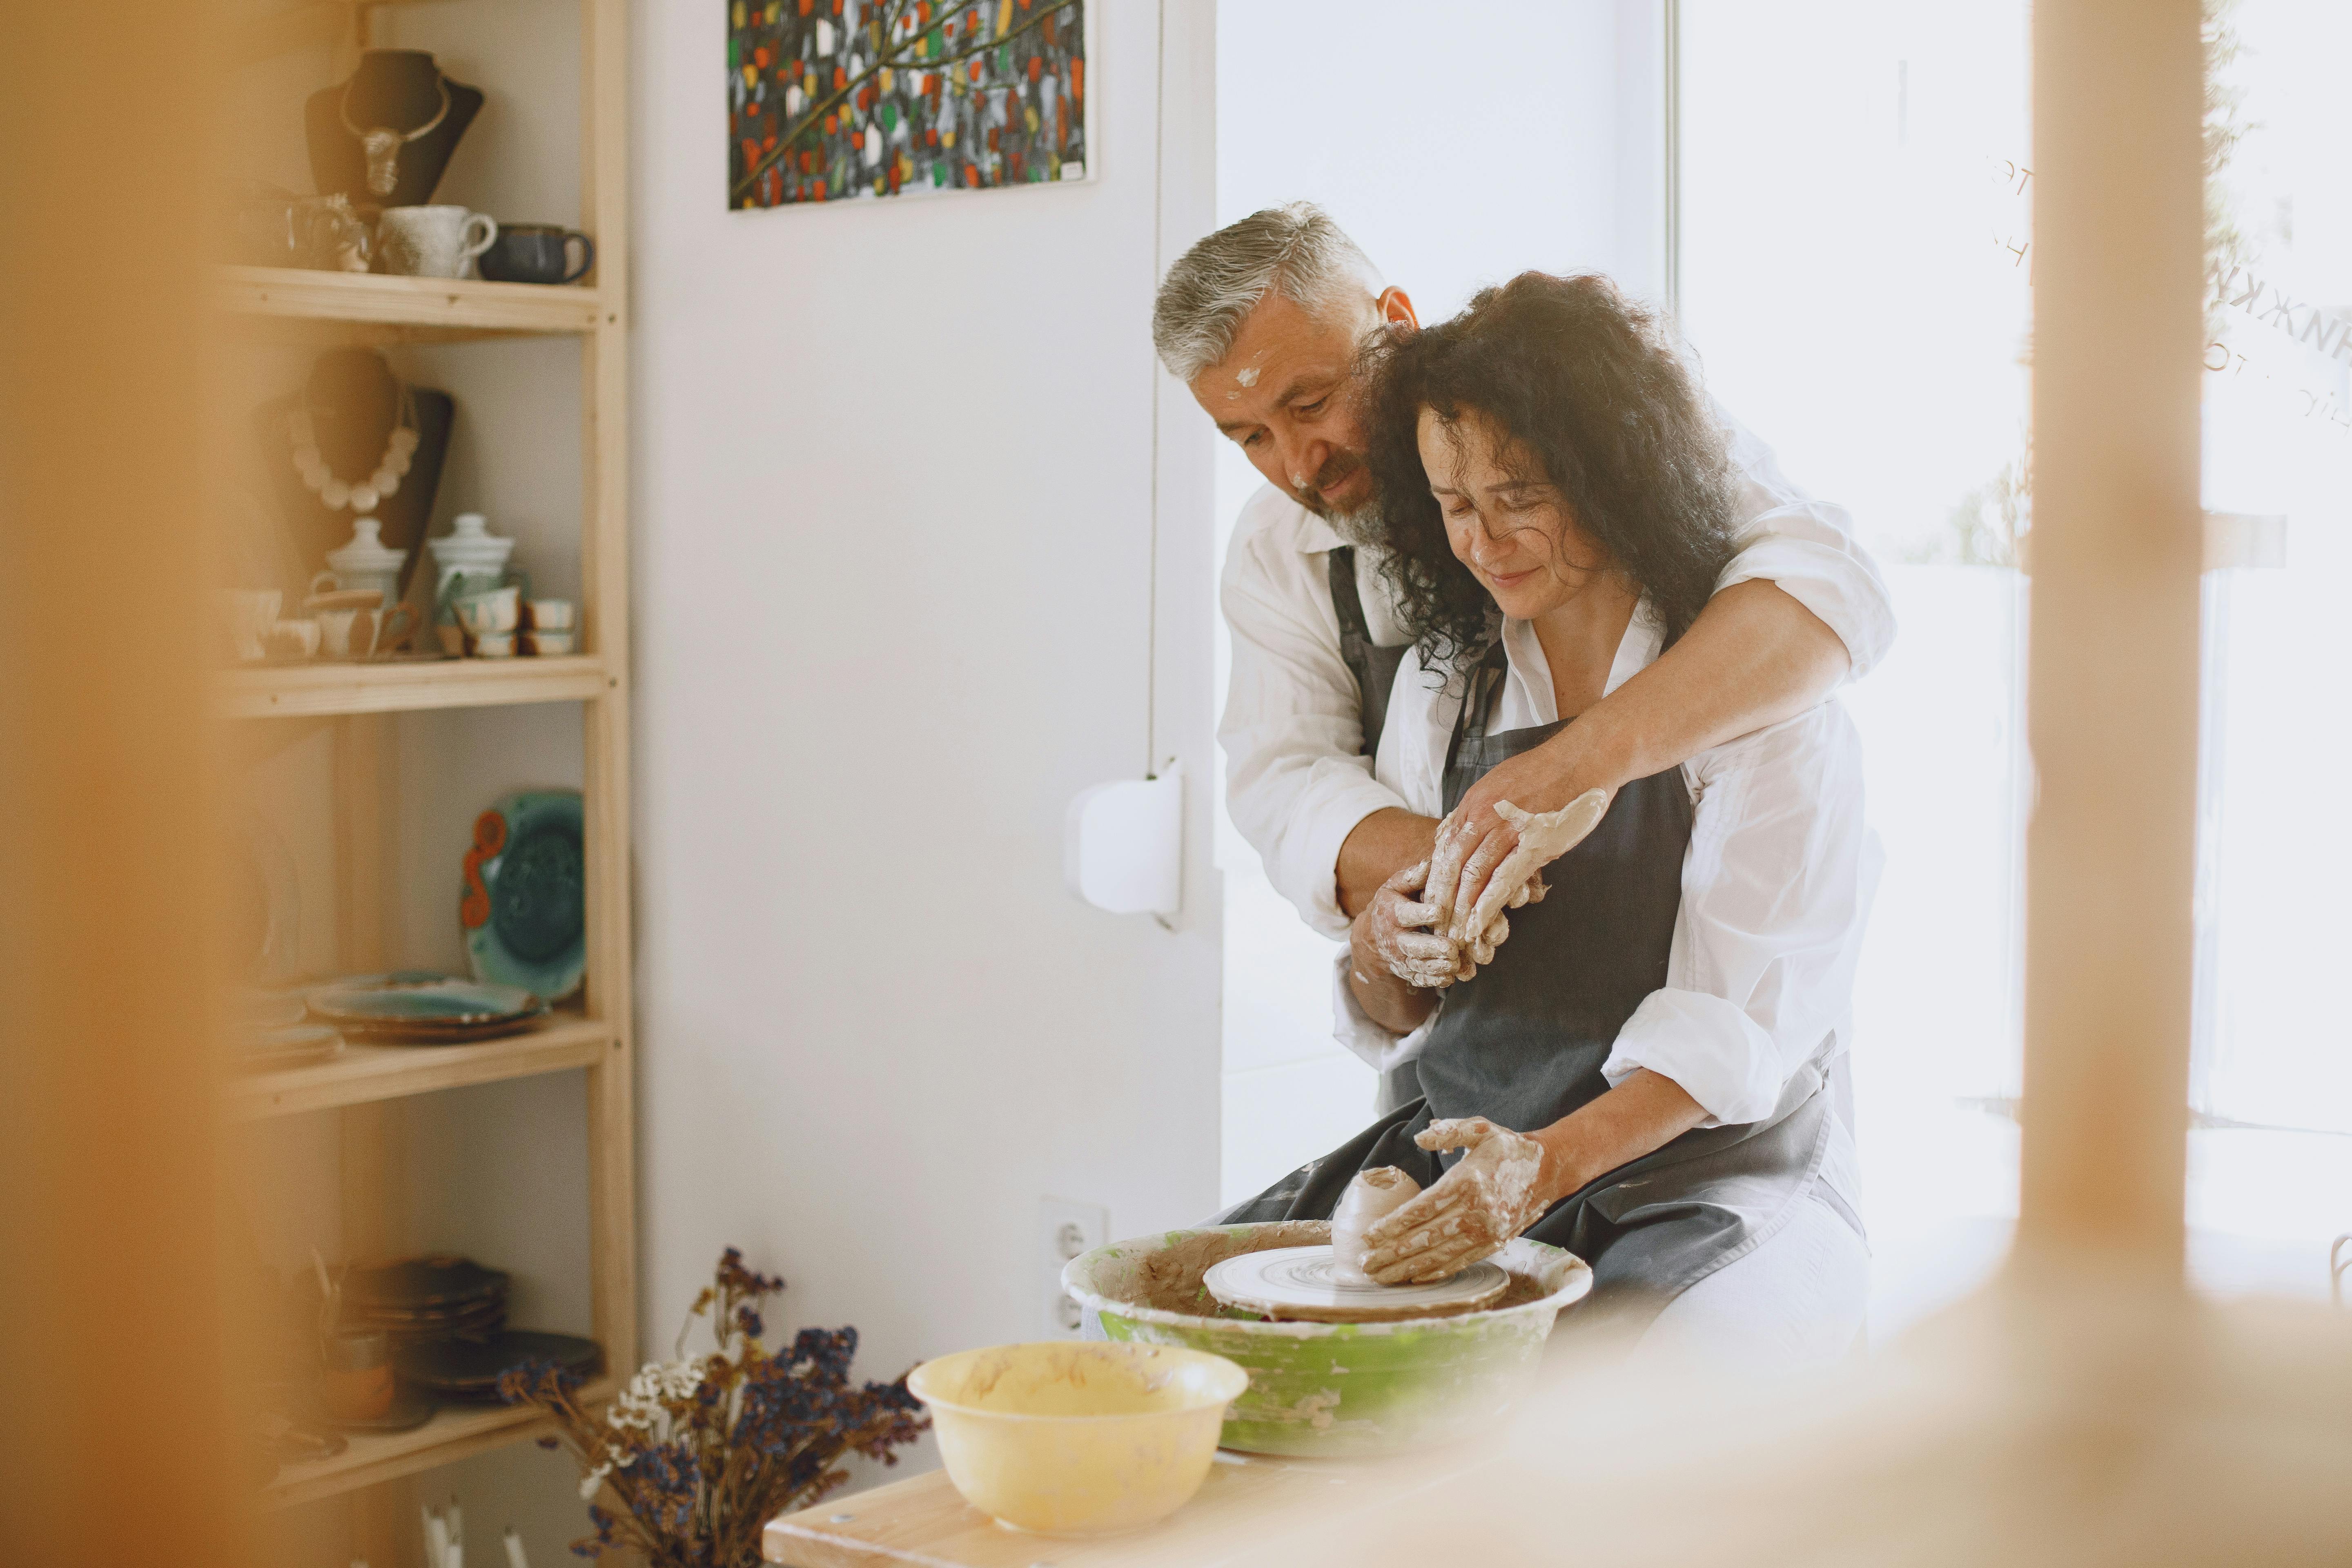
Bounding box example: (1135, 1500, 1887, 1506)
(306, 973, 548, 1040)
(345, 1254, 510, 1311)
(461, 790, 586, 1003)
(1202, 1246, 1510, 1323)
(394, 1330, 603, 1401)
(236, 1022, 344, 1072)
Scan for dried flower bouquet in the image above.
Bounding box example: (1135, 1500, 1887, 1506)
(501, 1248, 927, 1566)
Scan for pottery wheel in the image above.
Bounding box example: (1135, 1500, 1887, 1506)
(1203, 1246, 1510, 1323)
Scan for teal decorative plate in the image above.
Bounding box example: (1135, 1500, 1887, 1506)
(306, 973, 547, 1041)
(460, 789, 586, 1002)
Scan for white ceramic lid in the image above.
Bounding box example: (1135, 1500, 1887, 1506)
(326, 516, 407, 575)
(428, 512, 516, 570)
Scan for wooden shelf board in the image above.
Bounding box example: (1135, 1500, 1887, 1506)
(226, 1016, 616, 1120)
(219, 653, 613, 719)
(218, 267, 613, 341)
(263, 1374, 616, 1512)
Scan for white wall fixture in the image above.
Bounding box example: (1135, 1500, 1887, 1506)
(1065, 766, 1183, 917)
(1038, 1197, 1110, 1338)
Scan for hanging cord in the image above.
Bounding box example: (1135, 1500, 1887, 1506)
(1145, 0, 1167, 782)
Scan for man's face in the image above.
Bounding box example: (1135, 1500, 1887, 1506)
(1188, 290, 1381, 523)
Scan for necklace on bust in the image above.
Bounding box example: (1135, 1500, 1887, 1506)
(339, 71, 453, 196)
(288, 383, 420, 517)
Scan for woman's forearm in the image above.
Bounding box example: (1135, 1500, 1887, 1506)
(1528, 1069, 1710, 1204)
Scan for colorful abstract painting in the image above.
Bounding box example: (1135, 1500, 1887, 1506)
(727, 0, 1091, 211)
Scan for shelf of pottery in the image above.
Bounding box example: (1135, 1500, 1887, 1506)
(219, 0, 637, 1521)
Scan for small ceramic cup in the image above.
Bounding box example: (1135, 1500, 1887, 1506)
(317, 603, 419, 659)
(263, 618, 322, 659)
(321, 1328, 395, 1422)
(375, 205, 499, 279)
(472, 632, 517, 658)
(524, 598, 575, 632)
(522, 630, 575, 656)
(454, 585, 521, 638)
(222, 589, 283, 662)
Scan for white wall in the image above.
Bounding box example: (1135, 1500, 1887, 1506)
(1210, 0, 1649, 1204)
(630, 0, 1222, 1486)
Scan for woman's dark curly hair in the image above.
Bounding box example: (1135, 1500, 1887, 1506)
(1361, 272, 1741, 669)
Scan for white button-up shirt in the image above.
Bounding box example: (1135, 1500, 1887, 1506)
(1218, 405, 1894, 941)
(1343, 601, 1879, 1129)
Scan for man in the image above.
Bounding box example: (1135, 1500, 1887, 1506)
(1153, 204, 1894, 1105)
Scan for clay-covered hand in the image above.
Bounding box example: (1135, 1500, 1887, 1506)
(1357, 1117, 1550, 1285)
(1354, 859, 1460, 989)
(1427, 791, 1609, 947)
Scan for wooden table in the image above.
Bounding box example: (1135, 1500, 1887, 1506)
(764, 1449, 1494, 1568)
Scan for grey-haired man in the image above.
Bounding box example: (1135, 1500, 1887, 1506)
(1156, 204, 1893, 1124)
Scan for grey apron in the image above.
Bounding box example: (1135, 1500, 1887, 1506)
(1225, 641, 1844, 1331)
(1327, 546, 1423, 1112)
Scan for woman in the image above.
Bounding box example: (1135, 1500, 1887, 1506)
(1224, 273, 1873, 1366)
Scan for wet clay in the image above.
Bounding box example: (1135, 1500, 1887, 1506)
(1331, 1168, 1421, 1286)
(1108, 1223, 1552, 1321)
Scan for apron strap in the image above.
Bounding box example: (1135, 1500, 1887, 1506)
(1441, 637, 1511, 779)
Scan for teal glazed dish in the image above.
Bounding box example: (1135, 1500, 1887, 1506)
(461, 788, 586, 1002)
(306, 974, 548, 1042)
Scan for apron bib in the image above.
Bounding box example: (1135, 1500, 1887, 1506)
(1225, 640, 1839, 1328)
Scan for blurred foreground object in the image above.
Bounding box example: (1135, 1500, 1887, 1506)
(0, 2, 243, 1565)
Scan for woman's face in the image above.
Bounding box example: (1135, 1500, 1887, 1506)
(1416, 405, 1612, 621)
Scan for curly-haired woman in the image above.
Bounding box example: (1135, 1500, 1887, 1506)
(1223, 272, 1875, 1369)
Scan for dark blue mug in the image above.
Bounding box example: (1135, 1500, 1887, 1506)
(477, 223, 595, 285)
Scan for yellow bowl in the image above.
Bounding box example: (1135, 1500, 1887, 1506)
(907, 1341, 1248, 1537)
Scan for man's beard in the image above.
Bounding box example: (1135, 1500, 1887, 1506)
(1326, 504, 1387, 547)
(1295, 452, 1385, 546)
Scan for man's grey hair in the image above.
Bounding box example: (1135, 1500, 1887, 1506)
(1152, 203, 1382, 383)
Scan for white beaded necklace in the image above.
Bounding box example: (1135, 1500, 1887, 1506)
(288, 383, 419, 516)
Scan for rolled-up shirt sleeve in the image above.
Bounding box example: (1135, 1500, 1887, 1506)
(1600, 701, 1878, 1127)
(1218, 497, 1408, 940)
(1718, 506, 1898, 683)
(1712, 404, 1897, 681)
(1327, 950, 1438, 1073)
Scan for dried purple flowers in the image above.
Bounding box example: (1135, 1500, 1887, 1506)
(500, 1248, 927, 1566)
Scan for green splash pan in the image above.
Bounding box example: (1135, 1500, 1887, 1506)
(1062, 1222, 1591, 1458)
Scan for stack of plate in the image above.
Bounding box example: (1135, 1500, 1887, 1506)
(233, 988, 343, 1073)
(394, 1328, 603, 1403)
(342, 1255, 510, 1346)
(305, 973, 548, 1045)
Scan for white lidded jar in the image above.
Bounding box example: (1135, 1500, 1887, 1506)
(315, 514, 410, 604)
(428, 512, 517, 597)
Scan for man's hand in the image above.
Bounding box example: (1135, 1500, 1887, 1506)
(1353, 859, 1456, 988)
(1358, 1117, 1550, 1284)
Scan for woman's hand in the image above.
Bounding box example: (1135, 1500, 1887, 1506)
(1426, 788, 1612, 948)
(1357, 1117, 1551, 1284)
(1355, 859, 1457, 988)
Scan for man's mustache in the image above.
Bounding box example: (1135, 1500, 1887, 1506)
(1295, 452, 1363, 508)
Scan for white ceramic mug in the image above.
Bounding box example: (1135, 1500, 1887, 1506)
(222, 589, 283, 661)
(316, 603, 419, 659)
(376, 206, 499, 279)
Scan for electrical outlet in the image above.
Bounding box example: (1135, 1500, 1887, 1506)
(1040, 1197, 1109, 1339)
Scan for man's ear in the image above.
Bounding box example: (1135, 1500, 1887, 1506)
(1376, 286, 1419, 330)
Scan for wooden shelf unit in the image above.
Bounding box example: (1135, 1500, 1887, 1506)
(225, 0, 637, 1520)
(227, 1014, 617, 1120)
(219, 653, 615, 719)
(263, 1375, 620, 1512)
(218, 265, 616, 343)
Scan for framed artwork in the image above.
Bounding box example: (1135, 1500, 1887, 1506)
(727, 0, 1093, 211)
